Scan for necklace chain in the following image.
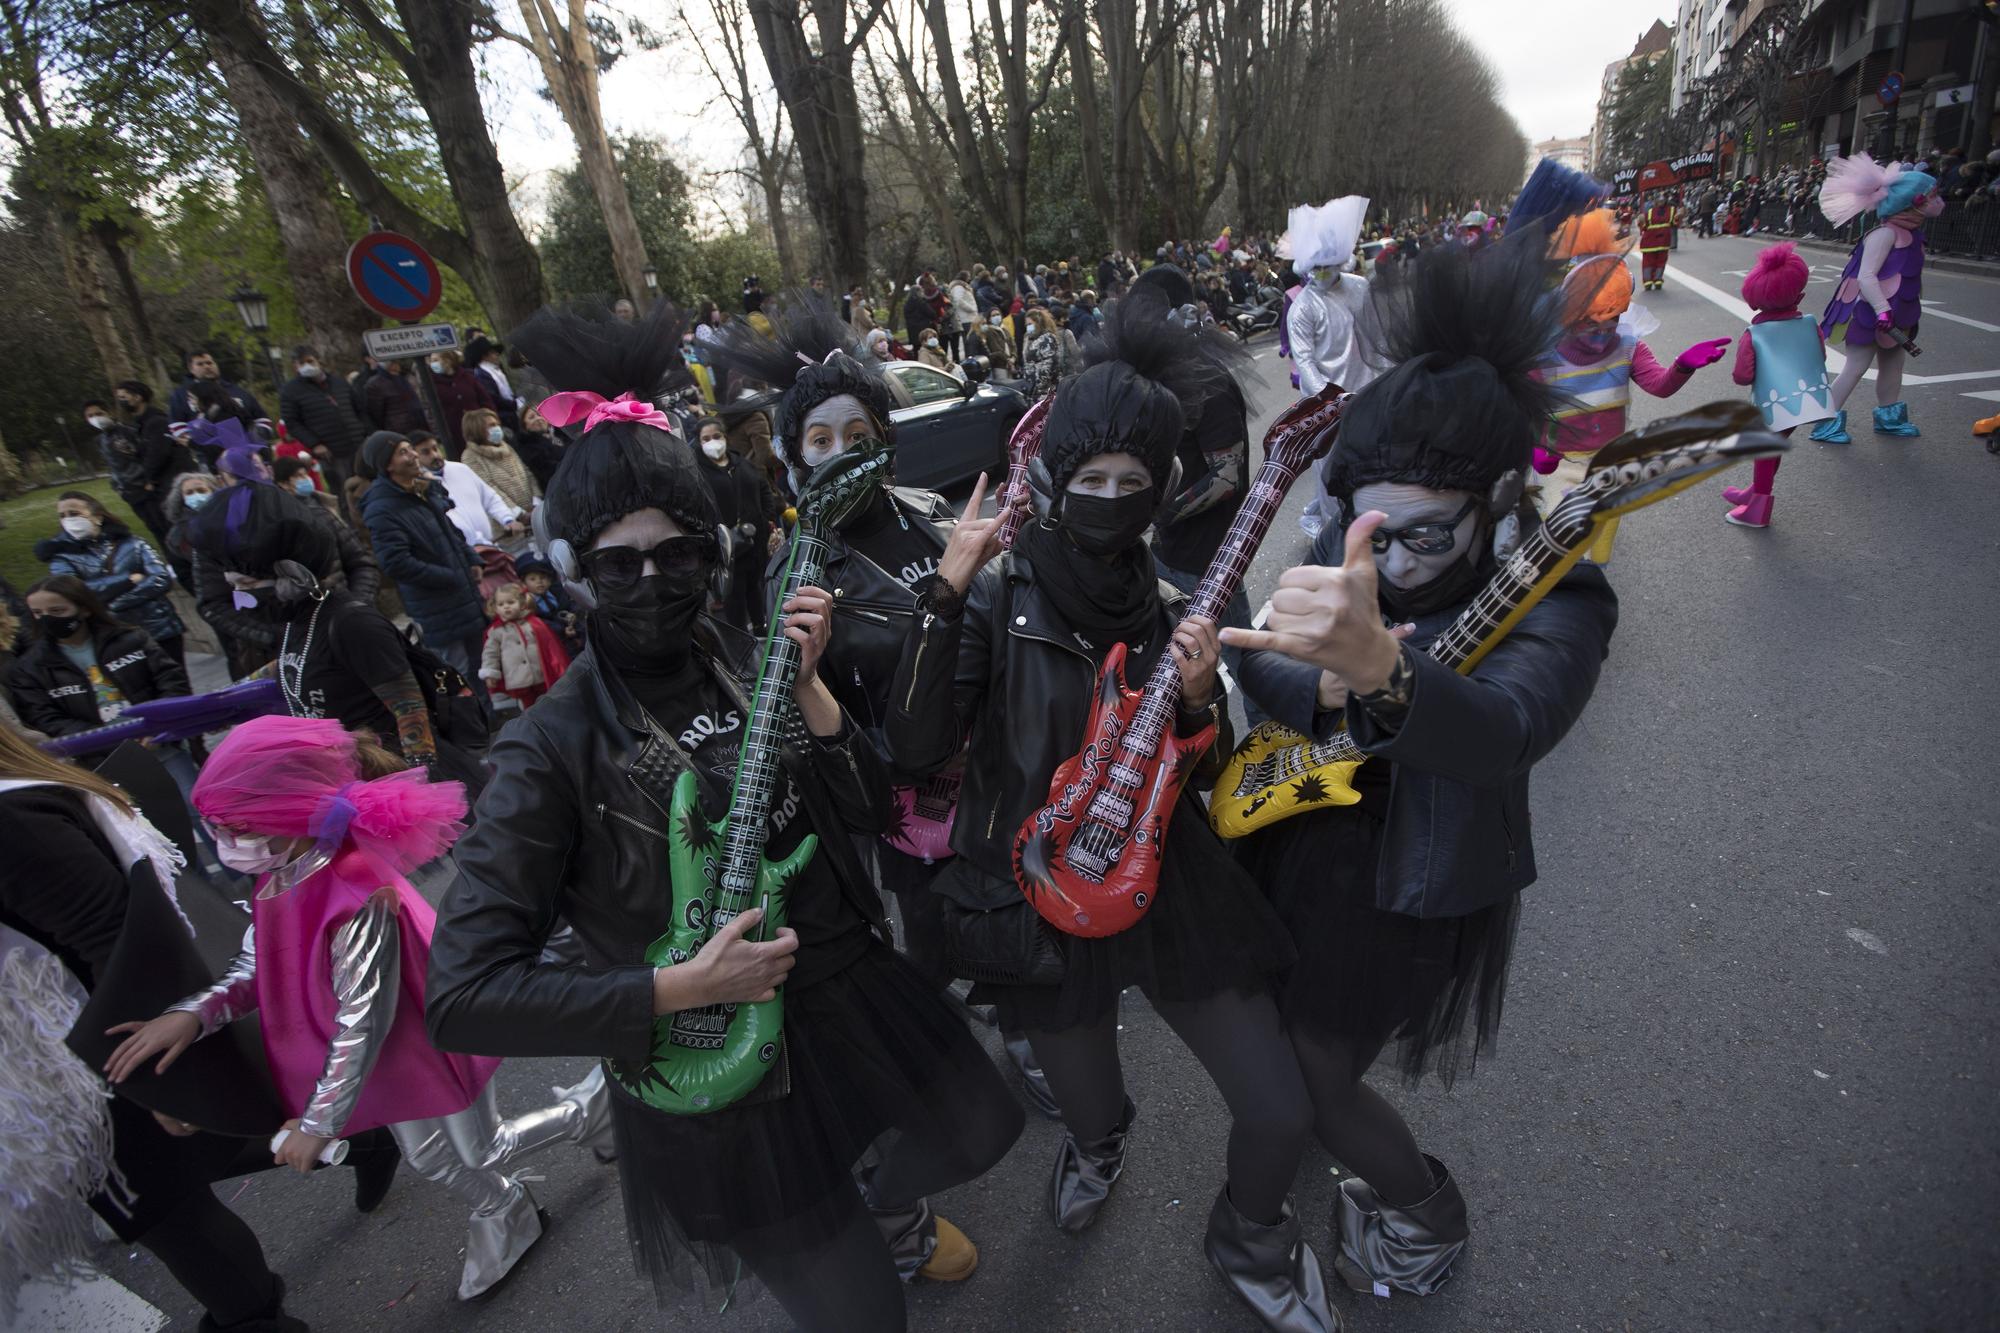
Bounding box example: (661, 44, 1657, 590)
(278, 597, 326, 717)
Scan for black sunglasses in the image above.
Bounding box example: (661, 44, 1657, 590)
(1366, 497, 1482, 557)
(579, 534, 718, 590)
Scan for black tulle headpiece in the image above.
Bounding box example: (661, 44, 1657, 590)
(1321, 227, 1568, 501)
(700, 294, 895, 468)
(508, 299, 717, 550)
(1041, 284, 1250, 491)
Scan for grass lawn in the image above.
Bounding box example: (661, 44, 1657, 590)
(1, 479, 148, 593)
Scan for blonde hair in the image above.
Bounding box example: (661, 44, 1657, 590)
(432, 348, 463, 374)
(462, 406, 500, 442)
(486, 581, 529, 618)
(1027, 308, 1058, 336)
(0, 722, 135, 816)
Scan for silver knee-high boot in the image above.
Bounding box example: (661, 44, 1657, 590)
(478, 1065, 615, 1167)
(1204, 1188, 1339, 1332)
(1049, 1096, 1137, 1232)
(1332, 1153, 1468, 1297)
(390, 1084, 546, 1300)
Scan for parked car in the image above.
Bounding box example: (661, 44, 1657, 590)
(881, 359, 1028, 491)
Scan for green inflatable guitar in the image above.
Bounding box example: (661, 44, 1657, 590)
(615, 442, 893, 1114)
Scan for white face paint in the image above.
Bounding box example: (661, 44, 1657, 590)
(798, 393, 876, 469)
(1350, 482, 1482, 589)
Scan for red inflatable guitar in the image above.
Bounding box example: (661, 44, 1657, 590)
(1012, 383, 1351, 938)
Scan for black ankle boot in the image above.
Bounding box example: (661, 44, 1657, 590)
(1332, 1153, 1468, 1296)
(348, 1132, 401, 1214)
(1203, 1188, 1340, 1332)
(1049, 1097, 1136, 1232)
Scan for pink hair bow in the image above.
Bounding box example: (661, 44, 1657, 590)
(537, 389, 673, 433)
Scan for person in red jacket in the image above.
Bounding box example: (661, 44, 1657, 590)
(1637, 194, 1678, 291)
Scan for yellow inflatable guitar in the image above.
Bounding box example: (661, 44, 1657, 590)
(1210, 402, 1786, 840)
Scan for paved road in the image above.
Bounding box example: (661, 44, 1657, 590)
(100, 236, 2000, 1331)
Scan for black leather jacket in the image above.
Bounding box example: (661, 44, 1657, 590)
(1237, 555, 1618, 919)
(425, 632, 892, 1069)
(771, 486, 952, 760)
(884, 551, 1229, 890)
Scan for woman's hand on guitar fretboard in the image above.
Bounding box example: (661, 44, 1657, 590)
(1221, 512, 1402, 693)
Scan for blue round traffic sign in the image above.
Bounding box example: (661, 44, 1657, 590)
(346, 231, 443, 321)
(1877, 72, 1903, 108)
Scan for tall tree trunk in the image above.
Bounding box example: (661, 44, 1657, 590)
(90, 222, 172, 388)
(208, 32, 375, 378)
(759, 152, 802, 286)
(52, 202, 138, 387)
(516, 0, 651, 303)
(187, 0, 544, 331)
(390, 0, 546, 329)
(749, 0, 879, 291)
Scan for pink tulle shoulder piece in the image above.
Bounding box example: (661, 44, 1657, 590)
(1818, 154, 1897, 228)
(310, 769, 468, 875)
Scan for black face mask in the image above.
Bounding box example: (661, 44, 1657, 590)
(591, 572, 707, 669)
(1375, 547, 1491, 621)
(37, 613, 83, 641)
(1059, 488, 1156, 556)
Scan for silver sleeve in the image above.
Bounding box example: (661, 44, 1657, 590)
(297, 894, 401, 1140)
(167, 924, 259, 1038)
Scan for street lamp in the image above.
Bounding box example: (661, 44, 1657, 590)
(230, 283, 270, 334)
(642, 263, 659, 294)
(228, 283, 283, 396)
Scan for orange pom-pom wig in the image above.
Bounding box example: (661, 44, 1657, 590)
(1550, 209, 1633, 327)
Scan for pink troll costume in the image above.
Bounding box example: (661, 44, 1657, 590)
(181, 716, 612, 1299)
(190, 715, 495, 1131)
(1717, 241, 1831, 528)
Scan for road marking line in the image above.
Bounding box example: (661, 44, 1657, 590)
(1667, 269, 1999, 386)
(1920, 301, 2000, 333)
(1961, 389, 2000, 402)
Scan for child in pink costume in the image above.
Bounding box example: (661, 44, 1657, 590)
(111, 716, 610, 1299)
(1719, 241, 1833, 528)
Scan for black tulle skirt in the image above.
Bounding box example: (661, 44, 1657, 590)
(973, 815, 1297, 1033)
(607, 941, 1021, 1304)
(1242, 802, 1520, 1087)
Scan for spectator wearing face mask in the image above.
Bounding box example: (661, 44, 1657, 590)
(690, 415, 775, 633)
(167, 348, 265, 425)
(458, 408, 539, 516)
(510, 400, 564, 490)
(90, 386, 191, 582)
(9, 577, 190, 764)
(279, 344, 368, 503)
(400, 429, 523, 548)
(917, 328, 961, 379)
(364, 357, 429, 435)
(35, 491, 186, 670)
(463, 336, 520, 431)
(274, 454, 345, 524)
(425, 350, 496, 459)
(159, 472, 219, 582)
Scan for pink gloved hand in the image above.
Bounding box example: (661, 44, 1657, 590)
(1673, 337, 1732, 373)
(1532, 445, 1561, 475)
(1876, 310, 1896, 330)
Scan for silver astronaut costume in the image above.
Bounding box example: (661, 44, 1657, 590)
(171, 848, 612, 1299)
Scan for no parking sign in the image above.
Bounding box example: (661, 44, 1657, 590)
(346, 231, 443, 322)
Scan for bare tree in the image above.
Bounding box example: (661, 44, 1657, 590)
(500, 0, 652, 303)
(876, 0, 1068, 266)
(747, 0, 890, 289)
(679, 0, 802, 284)
(859, 19, 972, 271)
